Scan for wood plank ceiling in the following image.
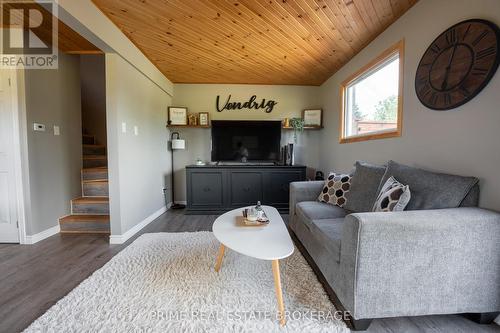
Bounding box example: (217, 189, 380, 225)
(2, 2, 101, 54)
(92, 0, 418, 85)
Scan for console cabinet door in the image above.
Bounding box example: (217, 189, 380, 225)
(188, 171, 225, 208)
(229, 171, 263, 207)
(264, 171, 305, 207)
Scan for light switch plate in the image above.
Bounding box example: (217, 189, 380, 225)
(33, 123, 45, 132)
(53, 126, 60, 136)
(121, 122, 127, 133)
(134, 126, 139, 136)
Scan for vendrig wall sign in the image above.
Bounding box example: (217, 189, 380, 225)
(216, 95, 278, 113)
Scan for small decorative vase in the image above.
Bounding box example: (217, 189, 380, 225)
(283, 118, 290, 128)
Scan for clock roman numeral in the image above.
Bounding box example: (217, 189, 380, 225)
(419, 84, 431, 98)
(443, 93, 452, 106)
(472, 30, 489, 46)
(430, 44, 441, 54)
(476, 47, 496, 60)
(462, 24, 472, 41)
(416, 76, 428, 85)
(472, 67, 489, 76)
(458, 85, 470, 97)
(445, 28, 458, 45)
(429, 92, 438, 105)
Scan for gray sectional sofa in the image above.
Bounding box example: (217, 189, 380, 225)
(289, 161, 500, 331)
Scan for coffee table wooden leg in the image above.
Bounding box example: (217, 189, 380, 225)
(214, 244, 226, 272)
(272, 259, 286, 326)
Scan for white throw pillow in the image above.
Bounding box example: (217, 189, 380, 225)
(372, 176, 411, 212)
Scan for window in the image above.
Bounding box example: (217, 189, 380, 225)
(340, 40, 404, 143)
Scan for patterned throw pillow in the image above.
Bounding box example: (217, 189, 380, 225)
(372, 176, 411, 212)
(318, 173, 352, 207)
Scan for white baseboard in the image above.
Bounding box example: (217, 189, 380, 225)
(25, 225, 60, 244)
(109, 205, 168, 245)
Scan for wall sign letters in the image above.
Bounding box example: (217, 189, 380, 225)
(216, 95, 278, 113)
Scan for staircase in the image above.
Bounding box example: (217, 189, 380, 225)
(59, 133, 110, 234)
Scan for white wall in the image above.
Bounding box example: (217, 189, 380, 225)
(319, 0, 500, 211)
(23, 53, 82, 235)
(171, 84, 322, 201)
(106, 54, 171, 235)
(80, 55, 107, 145)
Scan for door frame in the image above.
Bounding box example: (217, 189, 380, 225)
(3, 69, 29, 244)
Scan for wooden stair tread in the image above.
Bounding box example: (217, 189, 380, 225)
(60, 215, 110, 223)
(72, 197, 109, 203)
(82, 179, 108, 184)
(83, 155, 107, 160)
(82, 167, 108, 172)
(82, 144, 105, 148)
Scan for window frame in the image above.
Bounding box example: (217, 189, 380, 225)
(339, 40, 405, 144)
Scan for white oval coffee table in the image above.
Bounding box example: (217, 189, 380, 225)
(212, 206, 294, 326)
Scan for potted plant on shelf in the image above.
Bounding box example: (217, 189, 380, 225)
(289, 117, 305, 143)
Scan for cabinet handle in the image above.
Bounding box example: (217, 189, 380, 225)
(243, 187, 251, 192)
(203, 187, 211, 192)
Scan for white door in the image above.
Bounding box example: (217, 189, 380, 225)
(0, 70, 19, 243)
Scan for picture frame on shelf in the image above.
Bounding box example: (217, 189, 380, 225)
(199, 112, 209, 126)
(168, 107, 188, 125)
(303, 109, 323, 127)
(188, 114, 198, 126)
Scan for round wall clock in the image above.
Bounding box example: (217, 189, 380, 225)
(415, 19, 500, 110)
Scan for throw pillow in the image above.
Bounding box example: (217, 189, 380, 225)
(318, 173, 352, 208)
(372, 176, 411, 212)
(379, 160, 479, 210)
(344, 161, 387, 212)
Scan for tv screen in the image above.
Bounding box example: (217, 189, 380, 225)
(211, 120, 282, 162)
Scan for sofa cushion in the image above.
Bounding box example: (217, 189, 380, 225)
(380, 160, 479, 210)
(344, 161, 387, 213)
(460, 183, 480, 207)
(296, 201, 348, 227)
(310, 218, 345, 263)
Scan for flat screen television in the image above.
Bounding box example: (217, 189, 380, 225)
(211, 120, 282, 162)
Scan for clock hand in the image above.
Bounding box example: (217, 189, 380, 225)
(441, 43, 458, 90)
(441, 69, 451, 90)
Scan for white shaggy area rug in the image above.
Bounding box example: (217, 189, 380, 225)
(26, 232, 349, 333)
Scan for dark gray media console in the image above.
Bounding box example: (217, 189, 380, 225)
(186, 165, 307, 214)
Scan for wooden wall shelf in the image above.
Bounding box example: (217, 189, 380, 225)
(282, 126, 323, 130)
(167, 124, 323, 130)
(166, 124, 211, 129)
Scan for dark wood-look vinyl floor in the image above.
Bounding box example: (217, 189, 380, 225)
(0, 210, 498, 333)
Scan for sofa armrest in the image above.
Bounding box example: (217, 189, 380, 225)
(289, 181, 324, 217)
(339, 207, 500, 319)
